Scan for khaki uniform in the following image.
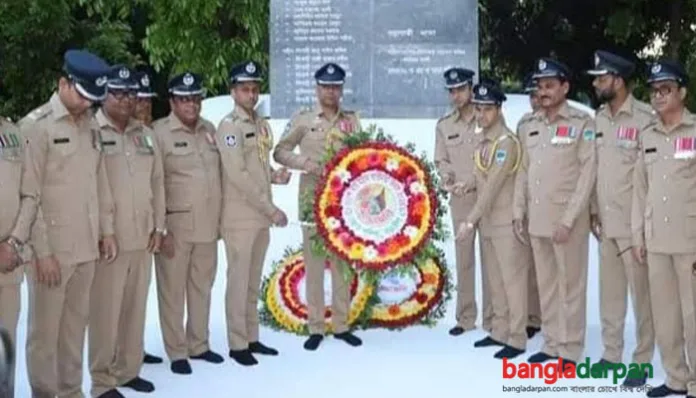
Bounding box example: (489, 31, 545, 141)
(592, 96, 654, 365)
(217, 107, 277, 350)
(515, 113, 542, 330)
(434, 108, 491, 330)
(468, 119, 529, 350)
(152, 114, 221, 361)
(18, 93, 115, 398)
(0, 117, 32, 398)
(513, 102, 596, 362)
(632, 109, 696, 395)
(88, 110, 165, 397)
(273, 106, 360, 335)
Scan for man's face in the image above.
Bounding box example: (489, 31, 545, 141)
(649, 80, 685, 115)
(592, 74, 619, 103)
(134, 98, 153, 124)
(315, 84, 342, 108)
(58, 77, 94, 115)
(232, 81, 260, 112)
(475, 104, 500, 129)
(170, 95, 202, 126)
(103, 88, 136, 121)
(536, 77, 569, 109)
(448, 85, 472, 109)
(529, 91, 541, 112)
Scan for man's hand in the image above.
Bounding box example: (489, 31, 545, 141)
(271, 209, 288, 227)
(456, 222, 475, 241)
(0, 241, 19, 273)
(100, 235, 119, 263)
(36, 255, 61, 288)
(552, 224, 571, 244)
(303, 159, 323, 176)
(272, 167, 291, 185)
(160, 233, 175, 259)
(147, 230, 163, 254)
(632, 245, 647, 264)
(443, 181, 473, 196)
(513, 218, 530, 246)
(590, 214, 602, 241)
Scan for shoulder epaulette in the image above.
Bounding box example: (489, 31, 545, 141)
(437, 109, 455, 123)
(634, 100, 655, 116)
(24, 104, 52, 123)
(569, 106, 592, 120)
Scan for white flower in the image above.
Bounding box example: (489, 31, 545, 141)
(403, 225, 419, 238)
(363, 246, 378, 261)
(409, 181, 425, 194)
(327, 217, 341, 230)
(336, 169, 351, 183)
(386, 158, 400, 171)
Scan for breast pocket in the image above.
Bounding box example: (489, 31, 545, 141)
(44, 213, 75, 254)
(168, 144, 196, 169)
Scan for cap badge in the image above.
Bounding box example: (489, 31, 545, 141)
(245, 62, 256, 74)
(478, 86, 488, 96)
(327, 65, 335, 75)
(183, 73, 194, 86)
(594, 54, 600, 67)
(651, 64, 662, 74)
(538, 59, 547, 70)
(119, 68, 130, 79)
(141, 75, 150, 87)
(449, 70, 458, 80)
(96, 76, 107, 87)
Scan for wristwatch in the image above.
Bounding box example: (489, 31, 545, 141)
(155, 228, 168, 236)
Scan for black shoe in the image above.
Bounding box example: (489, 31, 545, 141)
(143, 352, 163, 364)
(646, 384, 687, 397)
(190, 350, 224, 364)
(304, 334, 324, 351)
(170, 359, 192, 374)
(526, 326, 541, 339)
(597, 358, 620, 367)
(334, 331, 362, 347)
(449, 326, 465, 336)
(249, 341, 279, 356)
(121, 377, 155, 393)
(229, 349, 258, 366)
(527, 352, 558, 363)
(474, 336, 504, 348)
(97, 389, 125, 398)
(494, 345, 525, 359)
(622, 371, 648, 388)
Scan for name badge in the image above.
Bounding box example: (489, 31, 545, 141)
(616, 126, 638, 148)
(551, 125, 577, 145)
(674, 136, 696, 159)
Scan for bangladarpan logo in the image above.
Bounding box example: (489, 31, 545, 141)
(502, 358, 653, 385)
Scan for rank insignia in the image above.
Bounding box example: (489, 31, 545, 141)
(495, 149, 507, 165)
(551, 125, 576, 144)
(674, 136, 696, 159)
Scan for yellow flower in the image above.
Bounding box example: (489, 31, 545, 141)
(350, 243, 364, 259)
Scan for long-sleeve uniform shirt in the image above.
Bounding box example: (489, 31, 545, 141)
(96, 110, 165, 251)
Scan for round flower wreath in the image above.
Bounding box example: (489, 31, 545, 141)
(367, 249, 452, 330)
(301, 126, 449, 279)
(258, 247, 374, 336)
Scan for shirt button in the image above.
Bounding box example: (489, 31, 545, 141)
(666, 137, 670, 142)
(537, 160, 542, 165)
(664, 216, 669, 222)
(534, 199, 539, 205)
(605, 205, 610, 210)
(663, 196, 668, 202)
(663, 175, 668, 180)
(126, 152, 130, 156)
(535, 179, 540, 185)
(664, 156, 669, 160)
(542, 144, 547, 148)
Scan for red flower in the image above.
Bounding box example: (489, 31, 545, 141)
(376, 242, 389, 257)
(415, 292, 428, 304)
(330, 176, 343, 191)
(395, 234, 410, 247)
(338, 231, 354, 247)
(388, 305, 400, 316)
(368, 152, 381, 167)
(325, 308, 332, 318)
(407, 211, 422, 226)
(325, 205, 341, 218)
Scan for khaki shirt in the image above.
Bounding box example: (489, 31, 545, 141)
(217, 106, 276, 229)
(273, 106, 361, 217)
(513, 112, 536, 211)
(434, 108, 481, 221)
(513, 102, 597, 237)
(632, 109, 696, 253)
(96, 110, 165, 251)
(153, 114, 221, 243)
(593, 95, 653, 239)
(17, 93, 115, 265)
(0, 117, 30, 284)
(467, 119, 520, 238)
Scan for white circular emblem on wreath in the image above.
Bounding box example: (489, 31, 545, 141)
(377, 270, 420, 305)
(340, 170, 408, 244)
(183, 73, 194, 86)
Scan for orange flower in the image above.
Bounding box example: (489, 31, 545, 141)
(388, 305, 400, 316)
(412, 201, 426, 217)
(422, 273, 436, 284)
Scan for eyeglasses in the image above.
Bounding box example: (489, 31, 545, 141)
(174, 96, 202, 104)
(108, 89, 137, 100)
(650, 85, 677, 98)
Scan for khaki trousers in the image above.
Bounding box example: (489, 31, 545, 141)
(483, 236, 529, 350)
(0, 284, 20, 398)
(647, 252, 696, 395)
(454, 228, 490, 330)
(26, 261, 95, 398)
(530, 225, 589, 362)
(222, 228, 270, 350)
(527, 251, 542, 328)
(302, 226, 350, 335)
(154, 237, 217, 360)
(89, 250, 151, 397)
(599, 238, 654, 364)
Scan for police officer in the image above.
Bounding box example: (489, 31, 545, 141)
(586, 50, 654, 387)
(218, 61, 290, 365)
(18, 49, 118, 397)
(152, 72, 224, 374)
(434, 67, 491, 335)
(0, 113, 34, 398)
(456, 79, 528, 359)
(632, 60, 696, 398)
(131, 70, 165, 366)
(518, 72, 542, 339)
(88, 65, 164, 397)
(273, 63, 363, 350)
(513, 58, 596, 365)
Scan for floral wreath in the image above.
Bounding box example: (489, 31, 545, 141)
(300, 126, 449, 280)
(367, 247, 452, 330)
(259, 247, 374, 336)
